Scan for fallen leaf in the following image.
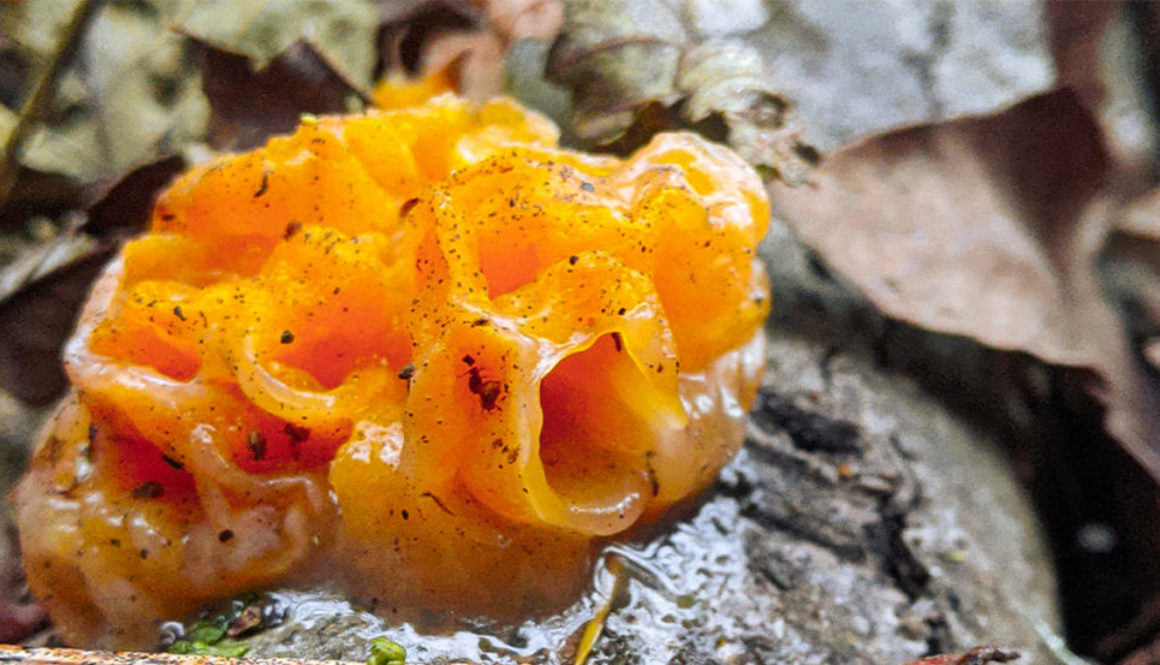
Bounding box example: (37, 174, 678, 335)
(0, 245, 113, 406)
(546, 0, 1054, 179)
(548, 0, 686, 140)
(750, 0, 1056, 152)
(376, 0, 563, 102)
(2, 0, 208, 186)
(176, 0, 378, 89)
(771, 91, 1106, 365)
(0, 151, 188, 409)
(676, 41, 818, 183)
(0, 10, 31, 110)
(1049, 2, 1156, 183)
(545, 0, 813, 183)
(410, 30, 506, 100)
(187, 37, 365, 150)
(375, 0, 481, 73)
(769, 89, 1160, 480)
(82, 153, 185, 237)
(1050, 1, 1122, 120)
(0, 222, 96, 302)
(0, 0, 98, 211)
(0, 162, 80, 228)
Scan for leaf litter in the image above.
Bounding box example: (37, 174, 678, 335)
(2, 0, 1160, 660)
(377, 0, 563, 102)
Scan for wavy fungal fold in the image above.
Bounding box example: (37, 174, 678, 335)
(15, 94, 770, 648)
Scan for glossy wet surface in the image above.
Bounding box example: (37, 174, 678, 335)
(212, 322, 1061, 665)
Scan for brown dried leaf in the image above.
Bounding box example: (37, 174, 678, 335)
(769, 90, 1160, 479)
(378, 0, 562, 102)
(1049, 1, 1156, 182)
(415, 31, 507, 100)
(771, 91, 1106, 365)
(375, 0, 482, 73)
(0, 152, 187, 408)
(490, 0, 562, 41)
(0, 165, 80, 228)
(188, 38, 367, 150)
(1050, 1, 1122, 113)
(377, 0, 478, 28)
(82, 154, 186, 237)
(0, 246, 113, 406)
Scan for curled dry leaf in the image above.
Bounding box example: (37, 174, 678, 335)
(676, 42, 817, 184)
(548, 0, 686, 141)
(175, 0, 382, 149)
(377, 0, 563, 101)
(187, 38, 367, 150)
(769, 89, 1160, 481)
(375, 0, 481, 74)
(547, 0, 813, 184)
(1048, 1, 1157, 184)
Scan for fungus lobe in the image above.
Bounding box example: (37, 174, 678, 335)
(15, 94, 770, 648)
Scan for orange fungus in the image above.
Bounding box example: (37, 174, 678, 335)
(14, 94, 770, 648)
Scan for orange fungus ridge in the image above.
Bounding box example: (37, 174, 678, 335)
(14, 94, 770, 648)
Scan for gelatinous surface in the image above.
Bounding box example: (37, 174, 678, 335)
(15, 94, 770, 648)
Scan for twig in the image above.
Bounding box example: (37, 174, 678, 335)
(0, 0, 102, 213)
